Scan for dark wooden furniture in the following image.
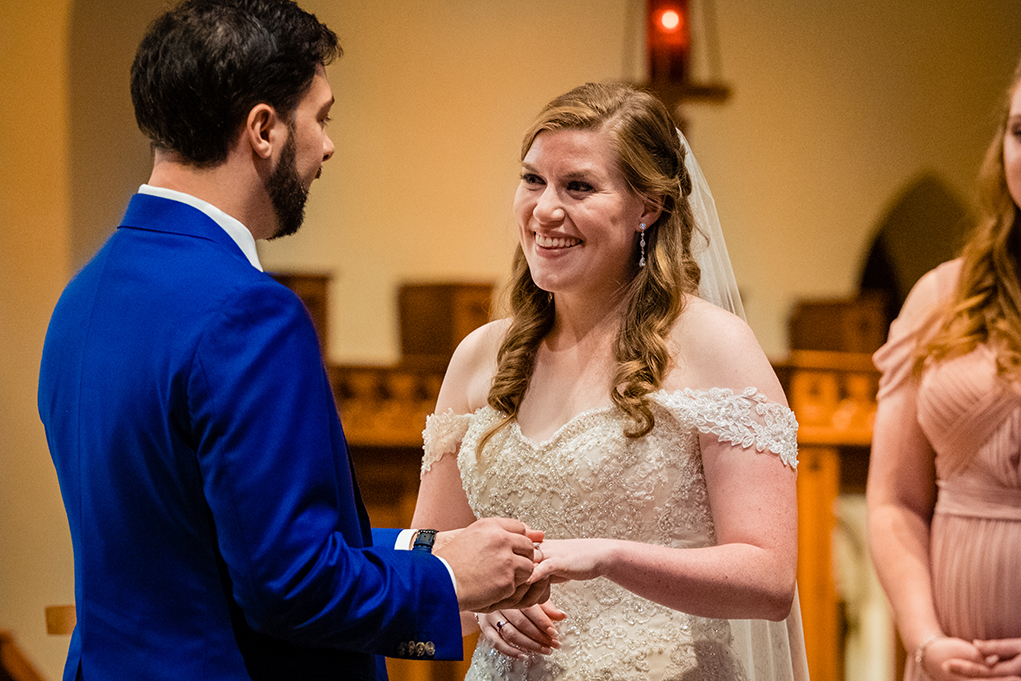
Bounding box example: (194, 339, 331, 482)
(784, 294, 894, 681)
(788, 293, 888, 355)
(268, 271, 332, 355)
(398, 283, 493, 371)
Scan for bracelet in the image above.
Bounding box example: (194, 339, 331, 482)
(914, 633, 943, 667)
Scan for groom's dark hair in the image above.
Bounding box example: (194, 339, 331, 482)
(130, 0, 340, 166)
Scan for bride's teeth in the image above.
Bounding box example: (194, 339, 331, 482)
(535, 234, 579, 248)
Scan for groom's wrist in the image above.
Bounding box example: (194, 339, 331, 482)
(411, 529, 438, 553)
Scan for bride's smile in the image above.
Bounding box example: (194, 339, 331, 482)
(514, 128, 654, 298)
(533, 232, 581, 249)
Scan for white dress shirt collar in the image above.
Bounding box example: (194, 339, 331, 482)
(138, 184, 263, 271)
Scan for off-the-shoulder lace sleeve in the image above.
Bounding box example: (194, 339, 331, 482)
(421, 409, 472, 476)
(656, 387, 799, 469)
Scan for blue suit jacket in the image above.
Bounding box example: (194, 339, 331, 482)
(38, 194, 461, 680)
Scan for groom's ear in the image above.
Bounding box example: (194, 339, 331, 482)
(241, 103, 283, 161)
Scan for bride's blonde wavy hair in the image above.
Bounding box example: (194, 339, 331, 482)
(479, 82, 701, 452)
(916, 60, 1021, 377)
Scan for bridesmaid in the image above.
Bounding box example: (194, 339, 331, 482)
(867, 58, 1021, 681)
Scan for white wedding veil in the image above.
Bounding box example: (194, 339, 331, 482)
(678, 131, 811, 681)
(678, 130, 746, 321)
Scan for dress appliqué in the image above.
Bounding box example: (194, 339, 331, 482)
(654, 387, 799, 469)
(421, 410, 472, 475)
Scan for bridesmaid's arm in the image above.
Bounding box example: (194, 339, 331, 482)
(863, 272, 944, 659)
(865, 360, 943, 659)
(866, 383, 991, 679)
(864, 268, 990, 679)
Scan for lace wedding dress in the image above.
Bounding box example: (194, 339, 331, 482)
(422, 388, 809, 681)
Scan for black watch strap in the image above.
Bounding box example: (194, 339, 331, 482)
(411, 529, 438, 553)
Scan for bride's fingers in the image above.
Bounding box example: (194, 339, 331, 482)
(494, 618, 554, 656)
(483, 618, 528, 659)
(540, 601, 568, 621)
(523, 606, 562, 647)
(507, 611, 559, 651)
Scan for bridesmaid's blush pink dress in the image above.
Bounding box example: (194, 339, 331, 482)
(874, 259, 1021, 681)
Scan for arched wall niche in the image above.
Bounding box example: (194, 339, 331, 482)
(859, 172, 971, 325)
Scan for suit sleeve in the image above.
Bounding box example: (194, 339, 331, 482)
(187, 279, 462, 658)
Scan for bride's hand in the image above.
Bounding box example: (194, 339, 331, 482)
(476, 603, 566, 659)
(529, 538, 613, 583)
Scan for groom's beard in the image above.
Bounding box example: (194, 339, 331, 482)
(266, 131, 310, 241)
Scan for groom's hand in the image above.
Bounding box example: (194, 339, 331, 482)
(434, 518, 550, 613)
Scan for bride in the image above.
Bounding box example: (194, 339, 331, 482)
(412, 81, 808, 681)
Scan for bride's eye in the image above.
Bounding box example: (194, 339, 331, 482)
(521, 173, 545, 186)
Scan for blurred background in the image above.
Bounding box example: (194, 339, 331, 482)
(4, 1, 1021, 679)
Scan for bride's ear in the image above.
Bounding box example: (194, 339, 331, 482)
(638, 197, 663, 230)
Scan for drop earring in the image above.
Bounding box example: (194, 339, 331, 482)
(638, 223, 647, 268)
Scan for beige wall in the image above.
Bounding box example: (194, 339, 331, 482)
(258, 0, 1021, 361)
(4, 0, 1021, 678)
(1, 2, 75, 679)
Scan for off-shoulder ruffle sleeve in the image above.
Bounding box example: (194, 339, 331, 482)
(421, 409, 472, 477)
(655, 387, 800, 469)
(873, 259, 961, 401)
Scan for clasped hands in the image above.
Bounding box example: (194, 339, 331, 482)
(434, 522, 607, 660)
(921, 636, 1021, 681)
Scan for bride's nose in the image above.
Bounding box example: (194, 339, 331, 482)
(533, 188, 566, 224)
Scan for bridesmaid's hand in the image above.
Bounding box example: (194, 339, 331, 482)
(477, 603, 566, 659)
(923, 637, 985, 680)
(943, 638, 1021, 680)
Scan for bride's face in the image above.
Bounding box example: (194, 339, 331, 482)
(1004, 83, 1021, 211)
(514, 128, 648, 298)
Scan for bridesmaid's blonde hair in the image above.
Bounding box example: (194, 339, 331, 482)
(480, 82, 701, 451)
(917, 59, 1021, 377)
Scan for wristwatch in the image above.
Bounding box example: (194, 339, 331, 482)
(411, 529, 438, 553)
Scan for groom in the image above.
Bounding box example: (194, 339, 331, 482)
(37, 1, 547, 680)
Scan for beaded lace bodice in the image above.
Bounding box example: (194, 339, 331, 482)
(422, 388, 800, 681)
